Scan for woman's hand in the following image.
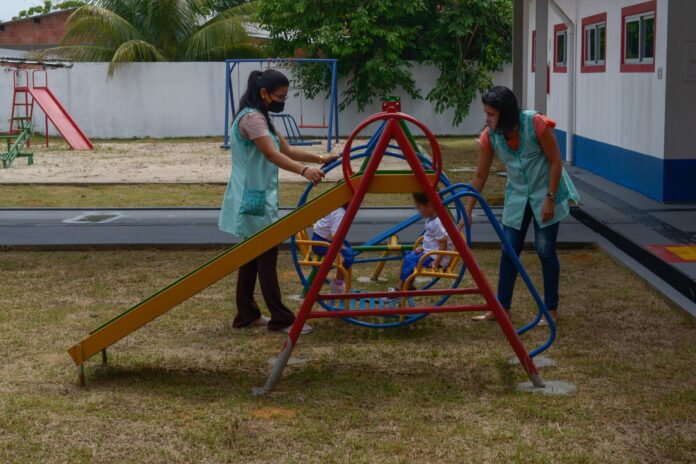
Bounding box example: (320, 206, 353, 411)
(302, 166, 325, 185)
(321, 154, 340, 165)
(542, 198, 555, 223)
(459, 208, 473, 231)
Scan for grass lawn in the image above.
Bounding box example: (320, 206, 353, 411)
(0, 137, 507, 208)
(0, 247, 694, 462)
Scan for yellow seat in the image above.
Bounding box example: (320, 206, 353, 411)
(401, 234, 464, 291)
(294, 229, 351, 289)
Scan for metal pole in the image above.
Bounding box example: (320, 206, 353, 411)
(222, 61, 231, 149)
(326, 61, 337, 152)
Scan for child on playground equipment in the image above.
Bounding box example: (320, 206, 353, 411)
(311, 204, 354, 294)
(389, 192, 456, 292)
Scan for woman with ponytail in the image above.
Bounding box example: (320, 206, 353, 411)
(219, 69, 339, 334)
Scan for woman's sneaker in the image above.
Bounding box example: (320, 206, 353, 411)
(280, 323, 313, 335)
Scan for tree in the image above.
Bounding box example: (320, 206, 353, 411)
(13, 1, 88, 20)
(258, 0, 512, 125)
(38, 0, 262, 75)
(201, 0, 250, 15)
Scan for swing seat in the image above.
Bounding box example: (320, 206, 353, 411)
(400, 235, 464, 291)
(295, 229, 352, 284)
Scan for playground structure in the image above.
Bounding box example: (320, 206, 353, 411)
(9, 69, 92, 152)
(0, 117, 32, 168)
(66, 101, 555, 392)
(221, 58, 339, 151)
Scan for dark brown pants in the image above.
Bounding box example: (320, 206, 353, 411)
(234, 246, 296, 330)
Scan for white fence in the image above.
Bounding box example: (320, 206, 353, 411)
(0, 61, 511, 139)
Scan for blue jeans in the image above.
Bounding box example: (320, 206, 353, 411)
(498, 203, 560, 310)
(400, 250, 433, 284)
(311, 232, 354, 270)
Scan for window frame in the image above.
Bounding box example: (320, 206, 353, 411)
(553, 23, 568, 73)
(620, 1, 656, 73)
(581, 12, 607, 73)
(531, 29, 536, 73)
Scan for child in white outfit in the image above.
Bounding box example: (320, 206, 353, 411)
(311, 205, 354, 293)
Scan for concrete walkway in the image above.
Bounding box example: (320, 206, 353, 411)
(569, 167, 696, 310)
(0, 206, 597, 247)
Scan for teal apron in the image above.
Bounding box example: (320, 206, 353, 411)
(218, 107, 280, 238)
(490, 110, 580, 230)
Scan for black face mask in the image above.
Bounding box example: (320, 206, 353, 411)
(268, 101, 285, 113)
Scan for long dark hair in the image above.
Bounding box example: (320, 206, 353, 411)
(481, 86, 521, 135)
(238, 69, 290, 134)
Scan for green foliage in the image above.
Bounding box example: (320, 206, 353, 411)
(36, 0, 262, 75)
(13, 0, 88, 20)
(200, 0, 250, 15)
(258, 0, 512, 125)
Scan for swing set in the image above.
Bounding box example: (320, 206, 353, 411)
(221, 58, 340, 152)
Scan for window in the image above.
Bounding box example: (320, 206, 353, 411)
(621, 1, 656, 72)
(554, 24, 568, 72)
(582, 12, 607, 73)
(531, 30, 536, 72)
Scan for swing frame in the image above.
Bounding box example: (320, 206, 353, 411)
(221, 58, 340, 152)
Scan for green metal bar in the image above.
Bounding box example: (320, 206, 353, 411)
(399, 119, 420, 154)
(302, 267, 318, 297)
(352, 245, 414, 252)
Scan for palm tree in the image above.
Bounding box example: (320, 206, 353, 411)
(38, 0, 261, 75)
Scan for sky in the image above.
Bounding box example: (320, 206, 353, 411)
(0, 0, 43, 22)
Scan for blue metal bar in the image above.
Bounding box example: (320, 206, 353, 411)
(327, 60, 338, 152)
(439, 188, 556, 357)
(222, 61, 231, 149)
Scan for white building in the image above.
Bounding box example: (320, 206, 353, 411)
(514, 0, 695, 202)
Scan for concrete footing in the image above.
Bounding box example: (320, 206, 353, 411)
(517, 380, 576, 396)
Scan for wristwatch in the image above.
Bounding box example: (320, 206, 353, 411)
(546, 191, 556, 201)
(318, 155, 324, 164)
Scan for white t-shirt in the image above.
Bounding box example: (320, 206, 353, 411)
(422, 216, 454, 267)
(313, 207, 345, 239)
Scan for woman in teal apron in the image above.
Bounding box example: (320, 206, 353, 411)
(465, 86, 579, 323)
(219, 69, 338, 333)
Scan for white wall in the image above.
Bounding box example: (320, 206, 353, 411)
(0, 61, 512, 139)
(525, 0, 668, 159)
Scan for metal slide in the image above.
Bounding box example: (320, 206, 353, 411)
(67, 172, 434, 384)
(29, 87, 93, 150)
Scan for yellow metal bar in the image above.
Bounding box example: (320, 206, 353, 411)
(67, 172, 435, 365)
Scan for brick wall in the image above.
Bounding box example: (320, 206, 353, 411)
(0, 10, 73, 49)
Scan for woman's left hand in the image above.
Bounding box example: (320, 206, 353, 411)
(542, 198, 555, 223)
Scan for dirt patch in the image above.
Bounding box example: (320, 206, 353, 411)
(0, 138, 410, 184)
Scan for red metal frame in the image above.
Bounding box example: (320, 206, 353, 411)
(259, 107, 544, 393)
(581, 12, 608, 73)
(620, 0, 657, 73)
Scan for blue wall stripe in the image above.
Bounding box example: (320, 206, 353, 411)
(573, 135, 666, 201)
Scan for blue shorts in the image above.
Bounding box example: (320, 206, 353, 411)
(400, 250, 433, 283)
(311, 232, 354, 269)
